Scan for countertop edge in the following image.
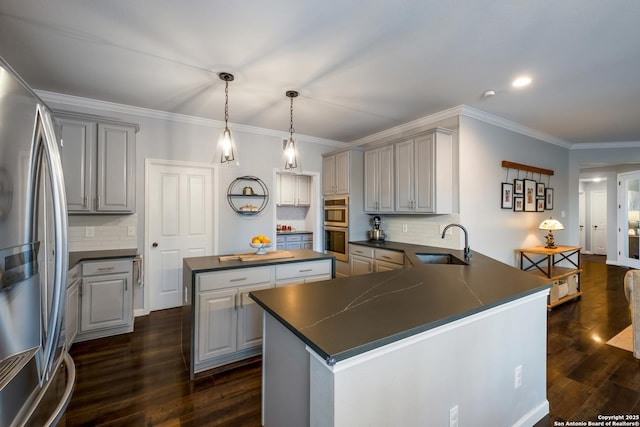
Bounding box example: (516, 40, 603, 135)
(69, 249, 139, 269)
(183, 249, 334, 274)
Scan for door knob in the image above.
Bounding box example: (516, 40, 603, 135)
(152, 242, 158, 247)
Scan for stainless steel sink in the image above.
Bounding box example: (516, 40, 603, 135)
(415, 253, 468, 265)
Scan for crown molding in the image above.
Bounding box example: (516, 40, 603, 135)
(348, 105, 465, 147)
(36, 90, 348, 148)
(457, 105, 573, 149)
(349, 104, 574, 149)
(571, 140, 640, 150)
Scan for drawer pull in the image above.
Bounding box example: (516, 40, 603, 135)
(230, 277, 248, 282)
(299, 268, 313, 273)
(382, 255, 392, 260)
(97, 267, 115, 271)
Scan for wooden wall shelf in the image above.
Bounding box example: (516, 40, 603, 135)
(502, 160, 554, 176)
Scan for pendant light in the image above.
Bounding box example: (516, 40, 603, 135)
(218, 72, 236, 164)
(284, 90, 298, 170)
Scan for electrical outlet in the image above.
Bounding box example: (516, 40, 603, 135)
(402, 224, 408, 233)
(85, 226, 94, 238)
(449, 405, 459, 427)
(515, 365, 523, 389)
(127, 226, 136, 237)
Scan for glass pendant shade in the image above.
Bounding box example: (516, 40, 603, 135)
(218, 72, 236, 164)
(284, 136, 297, 169)
(219, 126, 235, 163)
(284, 90, 299, 170)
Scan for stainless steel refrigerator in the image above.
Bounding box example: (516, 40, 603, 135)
(0, 57, 75, 426)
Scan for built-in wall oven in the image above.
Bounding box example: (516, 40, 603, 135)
(324, 196, 349, 261)
(324, 226, 348, 262)
(324, 196, 348, 227)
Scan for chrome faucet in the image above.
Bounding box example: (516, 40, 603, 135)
(442, 223, 471, 261)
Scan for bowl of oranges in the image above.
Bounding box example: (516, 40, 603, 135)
(250, 234, 272, 254)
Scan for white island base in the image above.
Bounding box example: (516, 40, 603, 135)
(261, 290, 549, 427)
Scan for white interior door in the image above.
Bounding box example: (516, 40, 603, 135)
(590, 190, 607, 255)
(147, 161, 213, 311)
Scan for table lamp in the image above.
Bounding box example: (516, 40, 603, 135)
(539, 217, 564, 249)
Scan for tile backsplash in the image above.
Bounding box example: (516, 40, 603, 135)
(376, 214, 462, 249)
(68, 214, 138, 251)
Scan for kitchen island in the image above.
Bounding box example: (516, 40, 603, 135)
(182, 249, 334, 378)
(250, 242, 552, 427)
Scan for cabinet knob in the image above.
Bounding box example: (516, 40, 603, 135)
(152, 242, 158, 247)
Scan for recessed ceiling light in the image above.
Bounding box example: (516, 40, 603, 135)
(512, 76, 532, 88)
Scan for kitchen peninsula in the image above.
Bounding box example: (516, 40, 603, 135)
(182, 249, 334, 378)
(250, 242, 552, 427)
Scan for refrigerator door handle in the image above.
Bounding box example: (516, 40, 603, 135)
(26, 105, 69, 383)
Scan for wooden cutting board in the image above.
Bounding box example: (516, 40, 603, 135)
(219, 250, 295, 262)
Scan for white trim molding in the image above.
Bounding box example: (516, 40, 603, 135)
(349, 104, 574, 149)
(36, 90, 348, 149)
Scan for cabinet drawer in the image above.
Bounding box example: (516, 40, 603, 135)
(276, 260, 332, 280)
(285, 234, 303, 242)
(374, 248, 404, 265)
(82, 259, 132, 276)
(350, 245, 374, 258)
(302, 233, 313, 242)
(198, 267, 273, 292)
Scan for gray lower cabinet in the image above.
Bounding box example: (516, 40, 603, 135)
(76, 258, 134, 342)
(65, 265, 80, 348)
(195, 266, 274, 373)
(277, 232, 313, 250)
(275, 259, 333, 287)
(57, 114, 137, 213)
(193, 258, 332, 373)
(350, 244, 404, 275)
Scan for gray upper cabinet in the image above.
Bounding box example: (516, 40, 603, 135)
(322, 151, 350, 196)
(57, 114, 137, 214)
(394, 128, 453, 214)
(364, 145, 394, 213)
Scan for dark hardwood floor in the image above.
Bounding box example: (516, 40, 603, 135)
(64, 261, 639, 426)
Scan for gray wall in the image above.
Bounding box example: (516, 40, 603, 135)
(459, 116, 570, 265)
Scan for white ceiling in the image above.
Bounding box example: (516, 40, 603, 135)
(2, 0, 640, 145)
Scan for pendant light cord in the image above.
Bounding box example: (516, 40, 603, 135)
(289, 96, 295, 138)
(224, 80, 230, 128)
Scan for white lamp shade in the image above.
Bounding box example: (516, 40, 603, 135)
(539, 218, 564, 231)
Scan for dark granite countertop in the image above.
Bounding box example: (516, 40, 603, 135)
(249, 241, 551, 365)
(183, 248, 334, 274)
(69, 248, 139, 269)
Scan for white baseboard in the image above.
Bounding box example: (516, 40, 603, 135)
(513, 400, 549, 427)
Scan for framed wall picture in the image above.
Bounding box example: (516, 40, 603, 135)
(536, 198, 545, 212)
(545, 188, 554, 210)
(514, 179, 524, 195)
(501, 183, 513, 209)
(536, 182, 545, 198)
(524, 179, 537, 211)
(514, 196, 524, 212)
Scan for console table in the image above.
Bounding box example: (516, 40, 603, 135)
(516, 245, 582, 309)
